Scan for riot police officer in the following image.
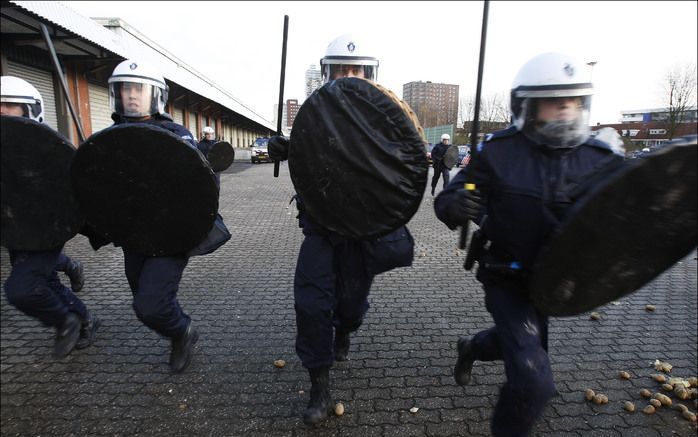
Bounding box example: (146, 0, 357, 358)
(1, 76, 99, 359)
(430, 133, 452, 196)
(198, 126, 216, 158)
(86, 59, 229, 373)
(197, 126, 221, 186)
(434, 52, 623, 436)
(269, 34, 414, 426)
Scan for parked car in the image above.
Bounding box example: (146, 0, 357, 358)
(250, 137, 272, 163)
(457, 145, 471, 167)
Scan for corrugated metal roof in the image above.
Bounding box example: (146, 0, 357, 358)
(10, 1, 274, 130)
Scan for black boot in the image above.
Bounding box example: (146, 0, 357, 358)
(75, 311, 101, 350)
(303, 366, 334, 425)
(334, 329, 351, 362)
(454, 337, 475, 386)
(53, 313, 81, 359)
(170, 322, 199, 374)
(431, 186, 435, 196)
(66, 260, 85, 293)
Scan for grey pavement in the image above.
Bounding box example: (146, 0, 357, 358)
(2, 162, 697, 437)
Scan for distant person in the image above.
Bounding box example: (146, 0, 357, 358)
(197, 126, 216, 158)
(197, 126, 221, 185)
(430, 133, 452, 196)
(1, 75, 99, 359)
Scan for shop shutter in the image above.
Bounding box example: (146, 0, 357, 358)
(6, 61, 58, 130)
(87, 82, 112, 134)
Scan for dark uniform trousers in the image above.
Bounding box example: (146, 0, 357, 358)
(123, 249, 190, 338)
(294, 233, 373, 369)
(54, 251, 73, 273)
(471, 278, 555, 437)
(4, 246, 88, 327)
(431, 162, 451, 192)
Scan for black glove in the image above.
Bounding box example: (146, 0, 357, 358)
(268, 135, 290, 161)
(448, 188, 484, 224)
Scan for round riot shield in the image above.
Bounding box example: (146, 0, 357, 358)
(208, 141, 235, 172)
(289, 77, 428, 240)
(443, 144, 459, 169)
(1, 116, 84, 250)
(529, 137, 697, 316)
(71, 124, 219, 256)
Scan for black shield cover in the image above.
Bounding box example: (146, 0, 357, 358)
(289, 78, 428, 240)
(1, 116, 84, 250)
(443, 144, 459, 169)
(71, 124, 219, 256)
(208, 141, 235, 172)
(530, 138, 697, 316)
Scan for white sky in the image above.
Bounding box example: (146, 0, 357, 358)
(62, 1, 697, 126)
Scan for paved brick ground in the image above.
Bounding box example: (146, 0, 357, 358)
(2, 162, 697, 437)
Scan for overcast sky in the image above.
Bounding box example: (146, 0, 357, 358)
(62, 1, 697, 126)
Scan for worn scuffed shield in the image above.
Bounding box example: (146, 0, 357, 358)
(208, 141, 235, 172)
(289, 77, 428, 240)
(443, 144, 459, 169)
(1, 116, 84, 250)
(71, 124, 219, 256)
(529, 137, 697, 316)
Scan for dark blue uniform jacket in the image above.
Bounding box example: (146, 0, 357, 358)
(435, 126, 621, 276)
(431, 141, 449, 164)
(197, 139, 216, 158)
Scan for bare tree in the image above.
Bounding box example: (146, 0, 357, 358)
(664, 63, 697, 140)
(459, 92, 510, 143)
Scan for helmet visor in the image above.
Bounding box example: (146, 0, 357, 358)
(321, 58, 378, 83)
(109, 81, 164, 118)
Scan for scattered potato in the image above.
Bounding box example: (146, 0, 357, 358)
(668, 377, 690, 389)
(654, 360, 673, 373)
(584, 389, 596, 401)
(662, 383, 674, 392)
(624, 401, 635, 412)
(592, 394, 608, 405)
(682, 411, 697, 422)
(334, 402, 344, 416)
(675, 387, 689, 400)
(673, 404, 689, 413)
(643, 405, 656, 414)
(653, 393, 672, 406)
(273, 359, 286, 368)
(649, 398, 662, 408)
(619, 371, 631, 380)
(687, 377, 697, 388)
(645, 304, 656, 312)
(640, 389, 652, 398)
(651, 374, 667, 383)
(590, 312, 602, 321)
(409, 407, 419, 414)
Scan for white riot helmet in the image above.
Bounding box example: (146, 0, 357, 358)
(441, 133, 451, 142)
(0, 76, 45, 123)
(108, 59, 168, 118)
(510, 52, 593, 149)
(202, 126, 215, 135)
(320, 34, 379, 84)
